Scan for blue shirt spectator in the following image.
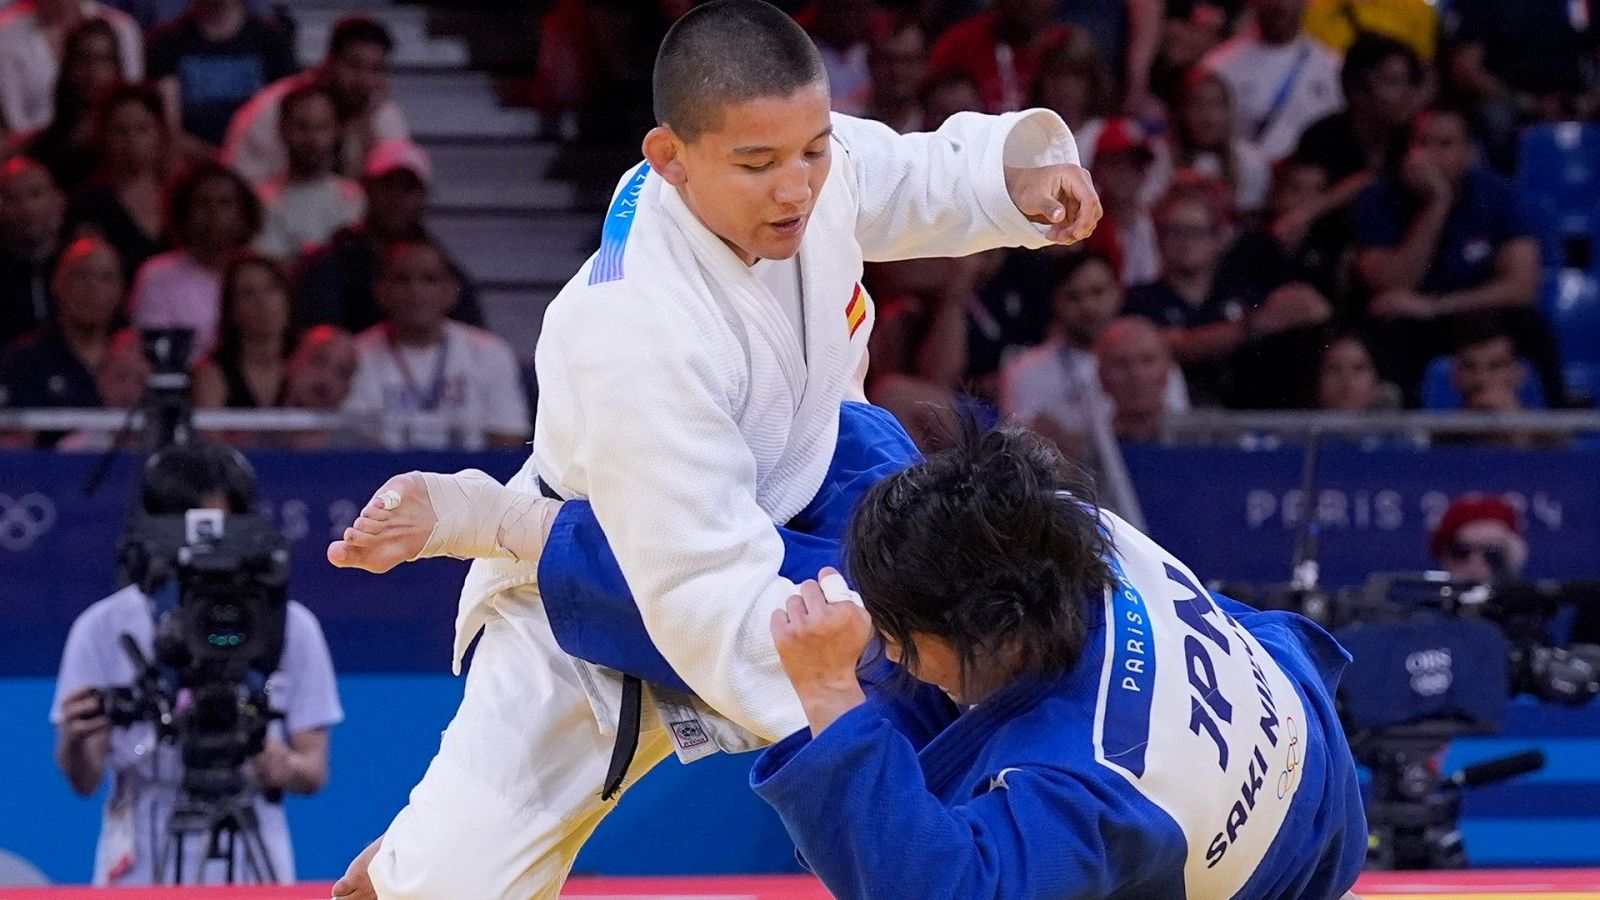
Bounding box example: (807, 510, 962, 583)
(146, 0, 297, 147)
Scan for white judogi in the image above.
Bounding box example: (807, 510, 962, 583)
(369, 110, 1079, 899)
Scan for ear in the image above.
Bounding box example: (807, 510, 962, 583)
(643, 126, 688, 186)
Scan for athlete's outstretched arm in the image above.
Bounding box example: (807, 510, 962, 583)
(834, 111, 1099, 263)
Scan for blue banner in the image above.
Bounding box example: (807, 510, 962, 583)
(1124, 442, 1600, 589)
(3, 443, 1599, 677)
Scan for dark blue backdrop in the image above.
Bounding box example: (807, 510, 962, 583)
(6, 443, 1596, 677)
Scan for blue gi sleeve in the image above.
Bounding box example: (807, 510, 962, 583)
(538, 402, 920, 691)
(750, 702, 1182, 900)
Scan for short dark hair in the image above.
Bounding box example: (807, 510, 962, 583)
(141, 440, 259, 515)
(164, 161, 263, 247)
(845, 427, 1114, 691)
(327, 15, 393, 60)
(94, 81, 164, 137)
(1340, 32, 1422, 100)
(280, 81, 338, 125)
(652, 0, 826, 142)
(1045, 249, 1117, 293)
(1451, 312, 1516, 355)
(380, 234, 452, 276)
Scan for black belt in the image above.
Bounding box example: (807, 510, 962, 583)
(538, 476, 642, 802)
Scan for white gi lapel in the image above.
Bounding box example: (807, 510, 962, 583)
(659, 186, 806, 409)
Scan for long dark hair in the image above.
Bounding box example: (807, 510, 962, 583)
(215, 251, 294, 369)
(53, 19, 123, 133)
(844, 427, 1114, 691)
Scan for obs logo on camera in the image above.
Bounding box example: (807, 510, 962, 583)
(0, 493, 56, 551)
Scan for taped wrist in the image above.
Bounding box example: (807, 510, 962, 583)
(414, 469, 558, 563)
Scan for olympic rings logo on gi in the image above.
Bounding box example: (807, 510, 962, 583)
(0, 493, 57, 551)
(1276, 714, 1302, 799)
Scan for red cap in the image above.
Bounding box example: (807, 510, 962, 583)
(1095, 117, 1155, 162)
(1430, 494, 1521, 560)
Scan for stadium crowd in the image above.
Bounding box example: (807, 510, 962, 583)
(0, 0, 1596, 458)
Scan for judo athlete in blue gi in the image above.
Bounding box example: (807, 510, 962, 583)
(480, 408, 1366, 899)
(757, 427, 1368, 900)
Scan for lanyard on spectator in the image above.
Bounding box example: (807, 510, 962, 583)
(385, 325, 451, 412)
(1254, 40, 1313, 143)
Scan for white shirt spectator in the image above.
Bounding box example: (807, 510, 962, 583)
(223, 70, 408, 186)
(127, 250, 221, 359)
(344, 320, 530, 450)
(1001, 336, 1189, 435)
(50, 585, 343, 886)
(256, 175, 365, 262)
(0, 0, 143, 133)
(1118, 212, 1160, 287)
(1201, 29, 1343, 162)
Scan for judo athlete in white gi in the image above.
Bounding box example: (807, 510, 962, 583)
(761, 429, 1368, 899)
(323, 2, 1101, 897)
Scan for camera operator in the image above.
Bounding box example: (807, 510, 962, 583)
(49, 440, 342, 886)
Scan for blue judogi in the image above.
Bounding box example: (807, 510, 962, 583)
(750, 592, 1367, 900)
(535, 403, 1366, 899)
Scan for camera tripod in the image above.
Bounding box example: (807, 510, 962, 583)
(158, 791, 279, 885)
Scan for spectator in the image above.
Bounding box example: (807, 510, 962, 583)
(863, 18, 926, 133)
(295, 140, 482, 334)
(1081, 118, 1160, 285)
(223, 15, 404, 186)
(66, 82, 169, 282)
(147, 0, 295, 151)
(867, 254, 999, 451)
(12, 17, 125, 194)
(796, 0, 880, 116)
(1095, 315, 1175, 443)
(1199, 0, 1343, 162)
(1127, 190, 1331, 405)
(278, 323, 357, 450)
(1294, 33, 1426, 214)
(53, 324, 146, 451)
(1148, 1, 1229, 109)
(192, 251, 291, 409)
(1303, 0, 1437, 62)
(926, 0, 1070, 113)
(1352, 104, 1558, 405)
(127, 160, 262, 359)
(0, 238, 121, 448)
(1001, 252, 1188, 455)
(918, 69, 984, 127)
(1217, 154, 1348, 307)
(52, 439, 340, 885)
(1028, 31, 1115, 134)
(343, 237, 528, 450)
(1171, 68, 1270, 214)
(1056, 0, 1166, 119)
(1316, 331, 1389, 411)
(0, 0, 141, 135)
(0, 155, 66, 347)
(256, 83, 365, 263)
(102, 0, 272, 32)
(1429, 494, 1527, 583)
(1443, 0, 1600, 169)
(1451, 324, 1529, 415)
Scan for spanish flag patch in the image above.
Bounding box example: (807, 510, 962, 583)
(845, 283, 866, 338)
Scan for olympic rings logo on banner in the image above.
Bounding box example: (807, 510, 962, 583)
(0, 493, 57, 551)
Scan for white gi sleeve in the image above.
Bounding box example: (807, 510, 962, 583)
(831, 110, 1081, 262)
(547, 298, 806, 742)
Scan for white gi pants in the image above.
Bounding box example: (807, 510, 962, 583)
(368, 584, 675, 899)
